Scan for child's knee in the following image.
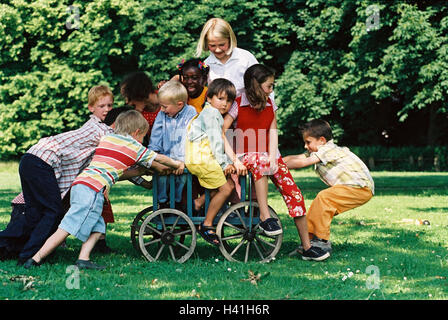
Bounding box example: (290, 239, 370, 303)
(222, 180, 235, 195)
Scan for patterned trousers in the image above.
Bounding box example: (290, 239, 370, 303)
(241, 153, 306, 218)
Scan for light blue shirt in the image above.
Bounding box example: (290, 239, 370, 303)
(187, 103, 232, 169)
(148, 104, 197, 161)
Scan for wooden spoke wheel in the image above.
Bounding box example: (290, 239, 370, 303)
(130, 206, 153, 252)
(138, 209, 196, 263)
(216, 201, 283, 263)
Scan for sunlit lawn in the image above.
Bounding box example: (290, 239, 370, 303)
(0, 161, 447, 300)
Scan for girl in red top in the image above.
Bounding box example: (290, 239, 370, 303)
(222, 64, 329, 261)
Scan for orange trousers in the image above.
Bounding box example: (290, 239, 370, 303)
(306, 185, 373, 241)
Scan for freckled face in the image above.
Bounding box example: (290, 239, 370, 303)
(88, 95, 114, 121)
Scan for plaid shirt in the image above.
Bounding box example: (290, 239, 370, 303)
(26, 115, 113, 198)
(11, 192, 25, 205)
(309, 140, 374, 194)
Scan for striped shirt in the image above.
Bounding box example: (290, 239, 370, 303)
(73, 133, 157, 193)
(310, 140, 374, 194)
(26, 115, 113, 198)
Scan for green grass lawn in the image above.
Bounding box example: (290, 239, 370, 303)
(0, 161, 447, 300)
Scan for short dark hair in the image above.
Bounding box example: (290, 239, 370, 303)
(300, 119, 333, 141)
(120, 71, 154, 102)
(103, 106, 133, 126)
(207, 78, 237, 102)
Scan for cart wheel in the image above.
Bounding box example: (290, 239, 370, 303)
(216, 201, 283, 263)
(138, 208, 196, 263)
(130, 206, 153, 252)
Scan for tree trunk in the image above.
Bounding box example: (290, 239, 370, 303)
(427, 103, 438, 146)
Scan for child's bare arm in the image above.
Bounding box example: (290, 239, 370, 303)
(284, 154, 320, 169)
(268, 115, 279, 173)
(222, 114, 247, 175)
(119, 166, 147, 180)
(150, 161, 173, 175)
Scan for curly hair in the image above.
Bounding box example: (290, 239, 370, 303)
(120, 71, 155, 102)
(178, 58, 210, 82)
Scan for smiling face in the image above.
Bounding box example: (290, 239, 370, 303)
(207, 34, 231, 63)
(207, 91, 233, 115)
(88, 94, 114, 121)
(159, 98, 184, 118)
(181, 67, 205, 99)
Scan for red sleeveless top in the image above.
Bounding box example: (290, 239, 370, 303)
(234, 95, 274, 154)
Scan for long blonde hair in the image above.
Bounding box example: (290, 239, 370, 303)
(195, 18, 237, 57)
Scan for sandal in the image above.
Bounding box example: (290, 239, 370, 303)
(198, 223, 220, 247)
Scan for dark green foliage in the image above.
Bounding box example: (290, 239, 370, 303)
(0, 0, 447, 159)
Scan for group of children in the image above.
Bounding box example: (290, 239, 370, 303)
(0, 17, 374, 269)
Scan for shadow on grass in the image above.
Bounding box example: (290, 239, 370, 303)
(408, 207, 448, 213)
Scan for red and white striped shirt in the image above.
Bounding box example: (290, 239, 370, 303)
(26, 115, 113, 198)
(73, 133, 157, 194)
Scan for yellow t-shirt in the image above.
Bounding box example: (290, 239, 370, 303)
(188, 87, 207, 114)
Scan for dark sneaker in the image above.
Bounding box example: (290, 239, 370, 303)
(158, 202, 170, 209)
(311, 237, 332, 253)
(23, 258, 41, 269)
(259, 218, 283, 236)
(290, 237, 332, 256)
(76, 259, 106, 270)
(302, 246, 330, 261)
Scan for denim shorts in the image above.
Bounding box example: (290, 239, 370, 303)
(59, 184, 105, 242)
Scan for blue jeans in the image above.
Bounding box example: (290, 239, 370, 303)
(157, 174, 186, 203)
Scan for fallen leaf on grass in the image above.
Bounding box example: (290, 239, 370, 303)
(190, 289, 200, 298)
(241, 270, 270, 286)
(358, 221, 381, 226)
(9, 275, 37, 291)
